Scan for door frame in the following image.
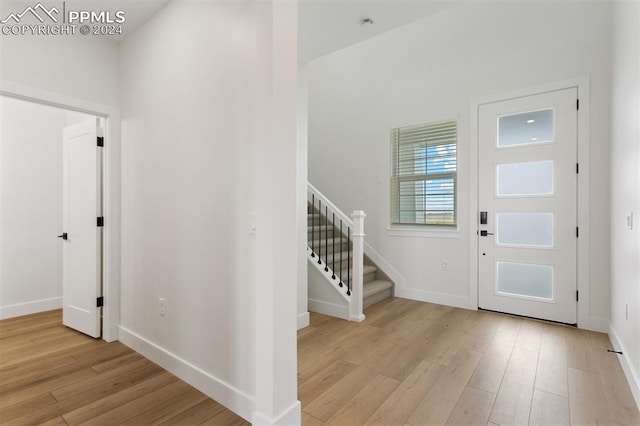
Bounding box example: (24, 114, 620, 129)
(1, 80, 121, 342)
(469, 77, 595, 331)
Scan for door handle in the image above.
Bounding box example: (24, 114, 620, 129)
(58, 233, 68, 240)
(480, 230, 494, 237)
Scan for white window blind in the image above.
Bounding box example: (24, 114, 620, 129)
(391, 119, 457, 226)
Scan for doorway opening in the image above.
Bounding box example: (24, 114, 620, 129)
(0, 93, 115, 340)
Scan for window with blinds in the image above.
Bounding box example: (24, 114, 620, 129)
(391, 120, 457, 226)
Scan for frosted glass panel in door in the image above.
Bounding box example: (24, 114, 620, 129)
(497, 212, 553, 247)
(497, 161, 554, 196)
(497, 262, 553, 300)
(498, 109, 554, 147)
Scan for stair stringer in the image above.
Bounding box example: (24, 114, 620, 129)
(307, 247, 350, 320)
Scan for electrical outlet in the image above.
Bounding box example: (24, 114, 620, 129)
(159, 298, 166, 316)
(627, 212, 634, 230)
(441, 260, 449, 271)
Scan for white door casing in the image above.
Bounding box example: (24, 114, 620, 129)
(478, 88, 578, 324)
(62, 118, 102, 338)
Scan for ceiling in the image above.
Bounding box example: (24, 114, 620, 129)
(1, 0, 451, 50)
(298, 0, 454, 62)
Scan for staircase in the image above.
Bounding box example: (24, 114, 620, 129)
(307, 184, 394, 321)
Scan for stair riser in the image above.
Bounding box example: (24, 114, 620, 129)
(307, 229, 343, 239)
(364, 288, 392, 309)
(309, 244, 349, 256)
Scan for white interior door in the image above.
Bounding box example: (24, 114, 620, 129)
(478, 88, 578, 324)
(62, 118, 102, 338)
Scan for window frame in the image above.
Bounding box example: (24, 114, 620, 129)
(390, 119, 458, 228)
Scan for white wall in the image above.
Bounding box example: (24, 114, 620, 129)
(0, 96, 95, 319)
(0, 36, 119, 109)
(308, 1, 612, 327)
(609, 0, 640, 407)
(119, 1, 299, 424)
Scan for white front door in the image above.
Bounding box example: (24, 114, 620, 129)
(62, 119, 102, 338)
(478, 88, 578, 324)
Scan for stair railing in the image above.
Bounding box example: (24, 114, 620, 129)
(308, 183, 366, 322)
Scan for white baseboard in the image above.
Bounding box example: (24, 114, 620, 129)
(253, 400, 301, 426)
(297, 312, 310, 329)
(308, 298, 349, 320)
(608, 323, 640, 410)
(0, 297, 62, 319)
(395, 287, 470, 310)
(118, 326, 254, 423)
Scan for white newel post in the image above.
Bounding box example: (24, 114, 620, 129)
(350, 210, 366, 322)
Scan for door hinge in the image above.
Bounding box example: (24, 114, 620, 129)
(97, 217, 104, 227)
(576, 291, 579, 302)
(97, 137, 104, 147)
(97, 296, 104, 307)
(576, 99, 580, 110)
(576, 227, 579, 237)
(576, 163, 579, 174)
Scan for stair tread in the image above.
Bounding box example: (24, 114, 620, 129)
(363, 265, 377, 275)
(363, 280, 393, 298)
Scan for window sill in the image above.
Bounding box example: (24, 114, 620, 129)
(387, 226, 460, 239)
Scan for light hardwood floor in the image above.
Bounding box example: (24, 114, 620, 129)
(0, 310, 248, 425)
(1, 300, 639, 425)
(298, 298, 640, 426)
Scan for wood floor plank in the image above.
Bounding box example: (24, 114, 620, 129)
(0, 392, 58, 423)
(121, 384, 208, 425)
(90, 352, 144, 373)
(199, 408, 250, 425)
(489, 347, 538, 426)
(529, 389, 569, 426)
(406, 348, 483, 426)
(594, 348, 640, 425)
(589, 331, 612, 349)
(445, 386, 495, 426)
(535, 333, 568, 397)
(302, 411, 324, 426)
(566, 328, 599, 373)
(324, 375, 399, 426)
(50, 358, 163, 402)
(364, 360, 443, 426)
(159, 398, 227, 425)
(568, 367, 611, 426)
(298, 359, 357, 404)
(302, 365, 378, 421)
(0, 367, 97, 408)
(466, 316, 519, 394)
(71, 377, 193, 425)
(39, 415, 69, 426)
(61, 372, 179, 425)
(514, 320, 543, 352)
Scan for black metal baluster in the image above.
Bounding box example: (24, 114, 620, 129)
(317, 199, 322, 265)
(347, 226, 351, 296)
(339, 220, 343, 288)
(310, 194, 315, 258)
(331, 213, 336, 279)
(324, 206, 329, 271)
